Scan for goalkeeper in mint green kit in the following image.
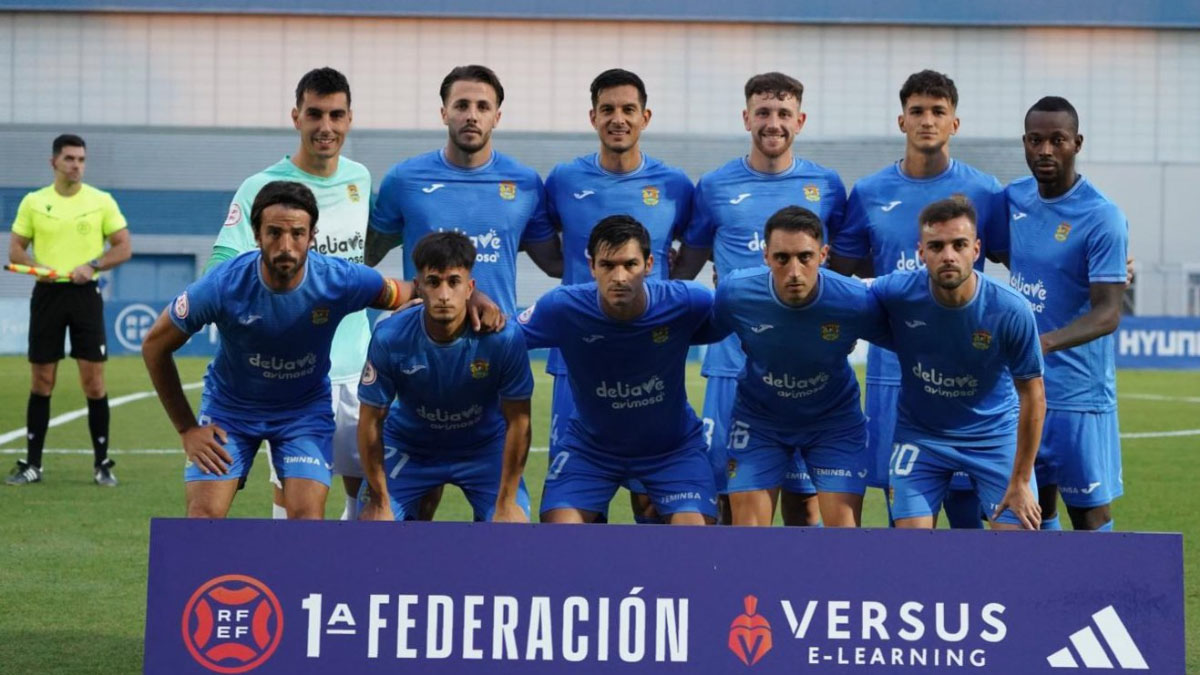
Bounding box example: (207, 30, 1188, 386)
(206, 68, 373, 520)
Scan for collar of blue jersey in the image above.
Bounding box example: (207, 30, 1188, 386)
(255, 251, 311, 295)
(766, 266, 824, 310)
(891, 158, 956, 184)
(1036, 173, 1088, 205)
(739, 155, 798, 179)
(418, 305, 470, 347)
(590, 151, 646, 177)
(438, 148, 497, 173)
(925, 268, 982, 311)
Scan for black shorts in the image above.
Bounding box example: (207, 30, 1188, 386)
(28, 281, 107, 363)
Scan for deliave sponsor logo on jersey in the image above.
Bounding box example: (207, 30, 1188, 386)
(416, 403, 484, 430)
(746, 230, 767, 252)
(439, 227, 504, 264)
(1008, 272, 1048, 314)
(595, 376, 667, 409)
(248, 352, 319, 380)
(313, 232, 365, 263)
(894, 249, 925, 272)
(762, 370, 831, 399)
(911, 362, 979, 398)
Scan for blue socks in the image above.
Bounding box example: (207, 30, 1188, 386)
(1040, 514, 1062, 530)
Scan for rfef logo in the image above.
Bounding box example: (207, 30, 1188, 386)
(181, 574, 283, 674)
(729, 595, 773, 666)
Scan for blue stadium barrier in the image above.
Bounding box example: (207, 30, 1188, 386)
(146, 519, 1184, 673)
(1116, 316, 1200, 369)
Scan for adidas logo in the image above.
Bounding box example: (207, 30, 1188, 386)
(1047, 605, 1148, 669)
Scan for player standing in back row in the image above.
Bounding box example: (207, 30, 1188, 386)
(1003, 97, 1128, 531)
(673, 72, 847, 525)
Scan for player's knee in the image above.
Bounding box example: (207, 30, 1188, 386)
(31, 368, 55, 395)
(187, 500, 229, 519)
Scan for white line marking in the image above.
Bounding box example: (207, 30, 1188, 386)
(0, 382, 203, 446)
(1120, 429, 1200, 439)
(1120, 392, 1200, 404)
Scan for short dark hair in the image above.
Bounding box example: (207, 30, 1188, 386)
(590, 68, 647, 108)
(918, 194, 977, 232)
(440, 65, 504, 107)
(1025, 95, 1079, 132)
(587, 215, 651, 260)
(250, 181, 319, 235)
(764, 206, 823, 244)
(899, 70, 958, 108)
(744, 72, 804, 104)
(52, 134, 85, 156)
(412, 231, 476, 273)
(295, 67, 351, 108)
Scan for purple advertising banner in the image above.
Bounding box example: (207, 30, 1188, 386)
(145, 519, 1184, 674)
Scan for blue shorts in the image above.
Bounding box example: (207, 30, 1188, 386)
(725, 418, 867, 495)
(1036, 409, 1123, 508)
(703, 376, 815, 495)
(541, 431, 717, 519)
(185, 398, 334, 486)
(864, 382, 898, 489)
(888, 434, 1037, 526)
(552, 374, 644, 495)
(364, 439, 530, 522)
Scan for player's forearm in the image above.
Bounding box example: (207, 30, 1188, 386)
(496, 411, 531, 504)
(97, 237, 132, 270)
(1011, 378, 1046, 484)
(524, 238, 564, 279)
(8, 238, 33, 267)
(357, 409, 389, 501)
(364, 227, 402, 267)
(670, 246, 709, 280)
(1040, 309, 1120, 354)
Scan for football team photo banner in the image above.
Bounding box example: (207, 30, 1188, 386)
(145, 519, 1184, 674)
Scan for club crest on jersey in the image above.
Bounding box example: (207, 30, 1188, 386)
(972, 330, 992, 350)
(642, 186, 660, 206)
(820, 322, 840, 341)
(312, 307, 330, 325)
(1054, 222, 1071, 242)
(347, 184, 361, 203)
(499, 181, 517, 200)
(470, 359, 490, 379)
(804, 184, 820, 202)
(727, 459, 738, 479)
(174, 292, 189, 319)
(652, 326, 670, 344)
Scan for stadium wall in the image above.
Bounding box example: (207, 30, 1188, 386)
(0, 12, 1197, 315)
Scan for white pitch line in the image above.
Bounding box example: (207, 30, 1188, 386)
(1120, 392, 1200, 404)
(0, 447, 553, 455)
(1120, 429, 1200, 439)
(0, 382, 203, 446)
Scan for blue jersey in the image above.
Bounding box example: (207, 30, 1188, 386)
(682, 156, 847, 377)
(370, 150, 555, 316)
(169, 251, 383, 416)
(357, 307, 534, 457)
(713, 267, 890, 432)
(871, 270, 1044, 447)
(517, 280, 728, 457)
(543, 152, 693, 376)
(1006, 175, 1128, 412)
(832, 160, 1007, 385)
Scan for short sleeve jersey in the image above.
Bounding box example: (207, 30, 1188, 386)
(358, 308, 534, 457)
(681, 156, 847, 377)
(516, 280, 728, 457)
(12, 184, 127, 274)
(542, 152, 694, 376)
(830, 160, 1008, 386)
(168, 251, 383, 416)
(370, 150, 554, 317)
(714, 267, 890, 432)
(1005, 175, 1128, 412)
(871, 270, 1044, 447)
(213, 156, 373, 382)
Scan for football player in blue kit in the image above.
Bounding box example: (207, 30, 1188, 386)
(542, 68, 694, 523)
(357, 232, 535, 523)
(141, 181, 420, 519)
(828, 71, 1010, 529)
(673, 72, 848, 526)
(713, 206, 890, 527)
(871, 196, 1045, 530)
(1003, 97, 1128, 531)
(515, 216, 729, 525)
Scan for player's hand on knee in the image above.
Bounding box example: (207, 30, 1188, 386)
(491, 500, 529, 524)
(181, 424, 231, 476)
(468, 293, 505, 333)
(360, 498, 394, 522)
(994, 481, 1041, 530)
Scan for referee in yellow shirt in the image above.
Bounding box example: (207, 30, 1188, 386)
(6, 134, 132, 486)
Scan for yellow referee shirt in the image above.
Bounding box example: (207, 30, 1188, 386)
(11, 184, 127, 275)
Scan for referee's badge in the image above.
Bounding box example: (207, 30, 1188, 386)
(173, 292, 189, 319)
(1054, 222, 1071, 242)
(642, 186, 660, 206)
(804, 184, 820, 202)
(972, 330, 992, 350)
(499, 182, 517, 200)
(75, 220, 90, 235)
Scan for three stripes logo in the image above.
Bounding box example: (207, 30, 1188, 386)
(1047, 605, 1148, 669)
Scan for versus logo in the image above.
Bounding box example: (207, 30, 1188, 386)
(181, 575, 283, 673)
(729, 595, 773, 666)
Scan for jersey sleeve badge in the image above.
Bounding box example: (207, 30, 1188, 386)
(361, 360, 377, 386)
(173, 292, 189, 319)
(223, 202, 242, 227)
(517, 303, 536, 324)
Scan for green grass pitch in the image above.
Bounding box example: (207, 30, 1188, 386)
(0, 356, 1195, 672)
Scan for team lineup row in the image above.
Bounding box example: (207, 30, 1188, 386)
(132, 63, 1125, 530)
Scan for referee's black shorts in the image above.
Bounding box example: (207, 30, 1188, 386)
(28, 281, 107, 363)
